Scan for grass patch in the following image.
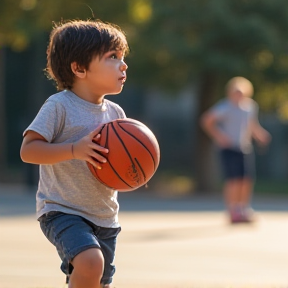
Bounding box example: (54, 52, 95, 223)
(254, 179, 288, 195)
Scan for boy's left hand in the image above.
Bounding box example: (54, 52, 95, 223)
(255, 129, 271, 147)
(72, 125, 109, 169)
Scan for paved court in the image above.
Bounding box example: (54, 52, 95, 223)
(0, 184, 287, 288)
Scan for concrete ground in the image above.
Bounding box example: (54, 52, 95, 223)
(0, 184, 287, 288)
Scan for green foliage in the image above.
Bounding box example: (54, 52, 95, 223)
(131, 1, 288, 87)
(2, 0, 288, 112)
(254, 179, 288, 194)
(0, 0, 132, 50)
(146, 1, 288, 113)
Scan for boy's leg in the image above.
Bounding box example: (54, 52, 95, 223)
(239, 177, 253, 206)
(224, 177, 255, 223)
(220, 149, 244, 223)
(223, 178, 242, 208)
(69, 248, 104, 288)
(223, 178, 243, 223)
(239, 151, 256, 222)
(39, 213, 110, 288)
(238, 177, 255, 222)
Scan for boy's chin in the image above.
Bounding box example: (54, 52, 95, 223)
(108, 89, 123, 96)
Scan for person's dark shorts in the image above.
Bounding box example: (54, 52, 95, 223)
(219, 148, 255, 180)
(38, 211, 121, 285)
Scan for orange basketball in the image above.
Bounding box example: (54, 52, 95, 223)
(87, 118, 160, 191)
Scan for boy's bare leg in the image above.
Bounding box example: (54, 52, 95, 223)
(223, 178, 244, 222)
(224, 177, 255, 222)
(239, 177, 255, 221)
(69, 248, 104, 288)
(239, 177, 253, 206)
(223, 178, 242, 208)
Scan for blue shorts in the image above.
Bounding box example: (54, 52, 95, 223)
(219, 148, 255, 180)
(38, 212, 121, 285)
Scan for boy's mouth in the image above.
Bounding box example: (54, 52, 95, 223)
(119, 76, 126, 83)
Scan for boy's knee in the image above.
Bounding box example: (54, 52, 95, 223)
(72, 248, 104, 278)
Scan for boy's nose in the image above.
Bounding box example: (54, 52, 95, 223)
(120, 61, 128, 71)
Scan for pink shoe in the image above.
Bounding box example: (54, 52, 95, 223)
(229, 208, 243, 224)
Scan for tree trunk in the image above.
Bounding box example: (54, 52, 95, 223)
(0, 48, 7, 171)
(24, 35, 49, 188)
(194, 72, 220, 193)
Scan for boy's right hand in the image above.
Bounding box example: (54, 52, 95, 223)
(72, 126, 109, 170)
(215, 134, 233, 148)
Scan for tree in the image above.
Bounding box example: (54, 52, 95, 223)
(1, 0, 288, 190)
(126, 0, 288, 191)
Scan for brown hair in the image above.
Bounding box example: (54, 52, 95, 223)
(45, 19, 129, 90)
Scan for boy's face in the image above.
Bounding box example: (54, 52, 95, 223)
(228, 83, 252, 103)
(84, 49, 128, 99)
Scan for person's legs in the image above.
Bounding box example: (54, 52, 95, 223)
(220, 149, 243, 222)
(239, 151, 256, 222)
(239, 177, 253, 206)
(223, 178, 242, 207)
(39, 212, 121, 287)
(69, 248, 104, 288)
(238, 177, 255, 222)
(220, 149, 256, 223)
(224, 177, 255, 223)
(223, 178, 243, 223)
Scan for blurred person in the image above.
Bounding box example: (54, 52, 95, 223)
(20, 19, 129, 288)
(200, 77, 271, 224)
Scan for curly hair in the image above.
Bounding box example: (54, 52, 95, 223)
(45, 19, 129, 90)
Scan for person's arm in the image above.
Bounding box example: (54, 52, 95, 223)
(20, 128, 108, 169)
(200, 111, 233, 148)
(251, 118, 271, 146)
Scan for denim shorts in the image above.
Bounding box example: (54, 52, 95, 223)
(219, 148, 255, 180)
(38, 211, 121, 285)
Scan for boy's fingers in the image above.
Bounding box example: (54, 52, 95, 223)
(90, 124, 105, 139)
(91, 134, 101, 144)
(88, 159, 102, 169)
(90, 147, 107, 162)
(91, 141, 109, 154)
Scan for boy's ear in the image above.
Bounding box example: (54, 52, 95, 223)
(71, 62, 86, 78)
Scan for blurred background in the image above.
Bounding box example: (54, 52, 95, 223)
(1, 0, 288, 196)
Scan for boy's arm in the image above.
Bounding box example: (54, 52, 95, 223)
(20, 129, 108, 169)
(20, 130, 73, 164)
(200, 111, 232, 148)
(251, 119, 271, 146)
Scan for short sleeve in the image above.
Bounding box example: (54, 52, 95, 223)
(23, 98, 66, 143)
(108, 101, 126, 119)
(251, 101, 259, 119)
(116, 106, 126, 119)
(209, 100, 228, 119)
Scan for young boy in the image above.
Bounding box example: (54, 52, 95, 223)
(20, 19, 129, 288)
(201, 77, 271, 224)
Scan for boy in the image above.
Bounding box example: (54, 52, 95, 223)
(20, 19, 129, 288)
(200, 77, 271, 224)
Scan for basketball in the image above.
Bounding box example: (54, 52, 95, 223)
(87, 118, 160, 191)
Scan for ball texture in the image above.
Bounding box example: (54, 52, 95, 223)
(87, 118, 160, 191)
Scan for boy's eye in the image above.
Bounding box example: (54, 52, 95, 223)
(108, 51, 124, 60)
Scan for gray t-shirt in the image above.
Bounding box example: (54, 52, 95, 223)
(24, 90, 126, 228)
(210, 98, 258, 153)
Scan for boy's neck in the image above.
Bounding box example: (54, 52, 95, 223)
(70, 87, 104, 105)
